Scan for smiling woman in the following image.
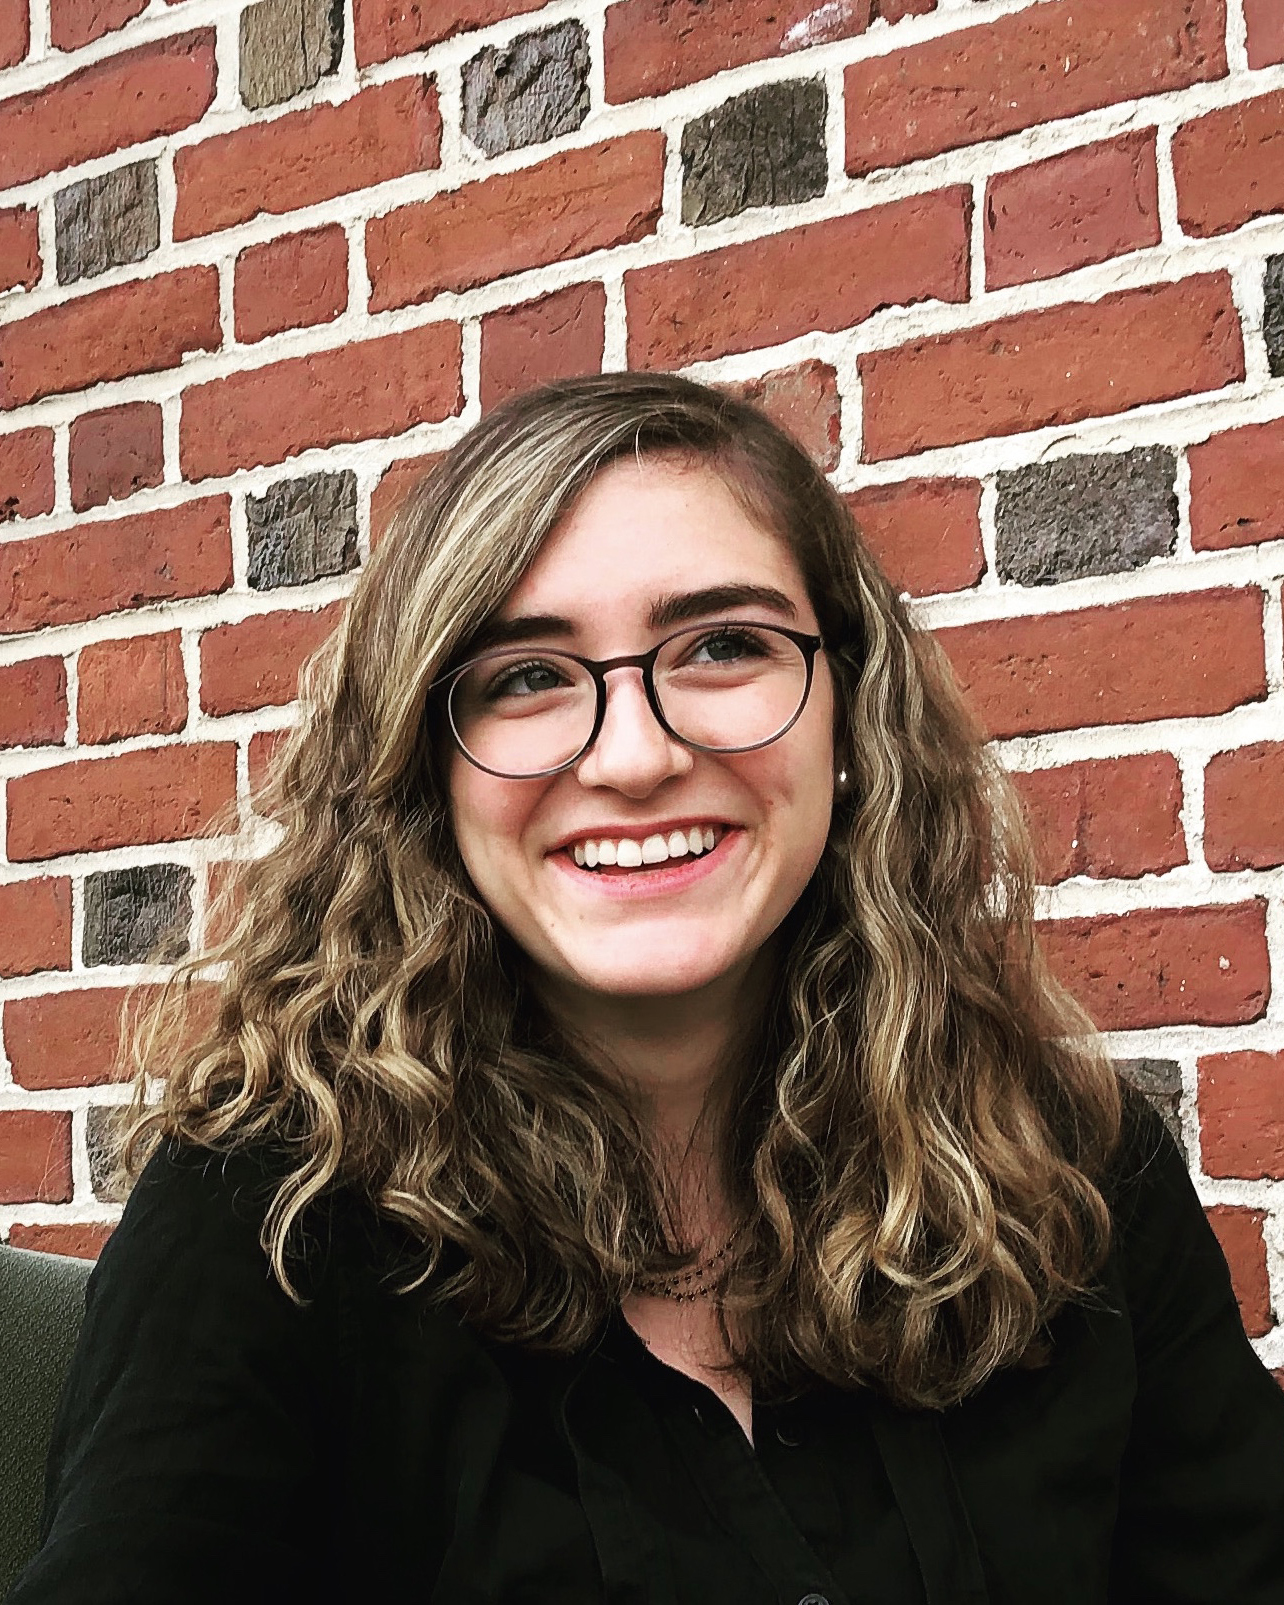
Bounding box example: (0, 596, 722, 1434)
(9, 374, 1284, 1605)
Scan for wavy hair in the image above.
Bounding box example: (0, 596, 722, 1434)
(121, 371, 1121, 1409)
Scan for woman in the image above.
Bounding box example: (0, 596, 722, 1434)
(11, 373, 1284, 1604)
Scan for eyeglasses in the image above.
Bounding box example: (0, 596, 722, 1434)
(436, 621, 825, 780)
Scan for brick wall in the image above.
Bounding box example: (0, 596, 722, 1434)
(0, 0, 1281, 1373)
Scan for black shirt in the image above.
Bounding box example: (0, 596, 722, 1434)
(8, 1103, 1284, 1604)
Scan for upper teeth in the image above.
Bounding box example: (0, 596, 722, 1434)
(572, 826, 717, 868)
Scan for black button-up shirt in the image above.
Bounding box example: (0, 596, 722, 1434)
(9, 1103, 1284, 1604)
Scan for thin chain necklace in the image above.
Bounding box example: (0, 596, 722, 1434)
(635, 1231, 739, 1304)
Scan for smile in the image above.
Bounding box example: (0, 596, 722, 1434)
(571, 825, 722, 872)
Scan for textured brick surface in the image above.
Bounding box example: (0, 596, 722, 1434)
(1, 496, 231, 634)
(1040, 901, 1270, 1031)
(7, 743, 238, 861)
(1265, 256, 1284, 378)
(984, 132, 1161, 291)
(86, 1105, 129, 1203)
(1199, 1051, 1284, 1179)
(0, 426, 54, 521)
(50, 0, 146, 49)
(1173, 88, 1284, 239)
(463, 18, 588, 157)
(860, 274, 1244, 461)
(628, 187, 970, 370)
(4, 986, 152, 1088)
(0, 877, 71, 978)
(846, 479, 985, 598)
(0, 0, 29, 67)
(78, 632, 188, 744)
(0, 656, 67, 748)
(6, 1222, 114, 1258)
(0, 266, 221, 410)
(234, 225, 348, 344)
(938, 588, 1265, 740)
(369, 452, 446, 545)
(0, 205, 40, 292)
(54, 160, 159, 285)
(0, 30, 216, 191)
(247, 470, 358, 590)
(69, 401, 164, 511)
(1012, 753, 1186, 884)
(480, 282, 606, 412)
(845, 0, 1226, 177)
(1204, 742, 1284, 872)
(1246, 0, 1284, 67)
(240, 0, 342, 110)
(0, 1110, 72, 1204)
(681, 78, 826, 228)
(995, 448, 1177, 586)
(368, 132, 664, 312)
(174, 77, 441, 240)
(726, 361, 841, 473)
(1189, 417, 1284, 551)
(180, 321, 462, 480)
(83, 862, 193, 965)
(1206, 1205, 1275, 1337)
(354, 0, 544, 65)
(200, 602, 344, 716)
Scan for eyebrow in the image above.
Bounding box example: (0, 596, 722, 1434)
(472, 584, 799, 652)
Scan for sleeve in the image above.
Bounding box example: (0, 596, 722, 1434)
(1107, 1096, 1284, 1603)
(6, 1139, 347, 1605)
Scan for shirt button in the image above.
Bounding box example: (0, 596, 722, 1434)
(797, 1595, 829, 1605)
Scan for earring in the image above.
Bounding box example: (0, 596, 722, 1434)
(836, 768, 848, 787)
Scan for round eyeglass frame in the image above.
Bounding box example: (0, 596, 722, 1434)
(434, 621, 827, 780)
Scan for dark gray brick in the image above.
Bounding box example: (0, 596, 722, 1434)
(995, 448, 1177, 587)
(1115, 1057, 1184, 1153)
(247, 470, 358, 591)
(1265, 255, 1284, 378)
(83, 864, 193, 967)
(54, 161, 159, 286)
(87, 1105, 130, 1204)
(240, 0, 343, 111)
(463, 19, 589, 157)
(681, 78, 827, 228)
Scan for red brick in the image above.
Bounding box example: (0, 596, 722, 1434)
(369, 134, 663, 313)
(1173, 88, 1284, 238)
(723, 361, 841, 473)
(628, 187, 971, 371)
(845, 0, 1226, 178)
(4, 987, 155, 1088)
(248, 727, 289, 798)
(845, 479, 984, 598)
(1040, 901, 1269, 1031)
(369, 452, 445, 547)
(78, 631, 187, 745)
(50, 0, 146, 50)
(0, 657, 67, 748)
(984, 132, 1160, 291)
(860, 273, 1243, 461)
(0, 0, 29, 66)
(180, 322, 461, 481)
(1246, 0, 1284, 67)
(1199, 1050, 1284, 1179)
(1189, 417, 1284, 551)
(0, 30, 216, 191)
(354, 0, 544, 65)
(69, 401, 164, 512)
(1206, 1206, 1275, 1338)
(7, 742, 237, 861)
(1204, 742, 1284, 872)
(0, 426, 54, 520)
(7, 1222, 114, 1258)
(0, 877, 71, 977)
(937, 588, 1265, 741)
(480, 282, 606, 413)
(0, 266, 221, 411)
(200, 602, 344, 717)
(606, 0, 880, 103)
(234, 225, 348, 345)
(0, 206, 40, 292)
(1012, 754, 1186, 884)
(0, 1110, 72, 1203)
(174, 78, 440, 242)
(1, 496, 231, 635)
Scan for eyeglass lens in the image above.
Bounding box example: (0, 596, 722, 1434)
(449, 624, 810, 778)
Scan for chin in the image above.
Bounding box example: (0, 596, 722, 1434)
(562, 945, 747, 1001)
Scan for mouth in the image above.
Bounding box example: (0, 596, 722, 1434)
(568, 823, 726, 875)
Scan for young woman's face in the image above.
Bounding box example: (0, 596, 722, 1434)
(447, 455, 837, 1005)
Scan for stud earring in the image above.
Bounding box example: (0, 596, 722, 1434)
(837, 768, 848, 787)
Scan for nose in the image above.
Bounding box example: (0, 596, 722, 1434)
(574, 666, 693, 796)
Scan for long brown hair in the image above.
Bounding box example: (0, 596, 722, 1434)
(122, 372, 1121, 1409)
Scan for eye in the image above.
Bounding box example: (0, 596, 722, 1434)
(685, 626, 773, 664)
(484, 658, 571, 700)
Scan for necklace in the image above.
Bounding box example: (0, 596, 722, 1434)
(635, 1233, 738, 1303)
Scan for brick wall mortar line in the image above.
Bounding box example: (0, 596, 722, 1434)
(50, 421, 69, 516)
(156, 144, 178, 255)
(994, 702, 1284, 770)
(601, 275, 627, 370)
(822, 62, 846, 193)
(1233, 258, 1273, 387)
(1040, 865, 1284, 921)
(160, 392, 181, 486)
(62, 648, 78, 748)
(967, 175, 987, 301)
(460, 316, 483, 430)
(0, 837, 242, 885)
(1173, 448, 1195, 562)
(1180, 748, 1209, 870)
(1265, 575, 1284, 694)
(1154, 120, 1182, 246)
(1227, 0, 1252, 73)
(26, 0, 49, 60)
(976, 479, 1002, 595)
(0, 7, 203, 96)
(831, 344, 865, 481)
(179, 627, 202, 734)
(342, 217, 365, 334)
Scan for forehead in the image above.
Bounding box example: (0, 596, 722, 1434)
(499, 455, 806, 623)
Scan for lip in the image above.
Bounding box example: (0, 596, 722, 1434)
(549, 826, 742, 898)
(546, 817, 736, 855)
